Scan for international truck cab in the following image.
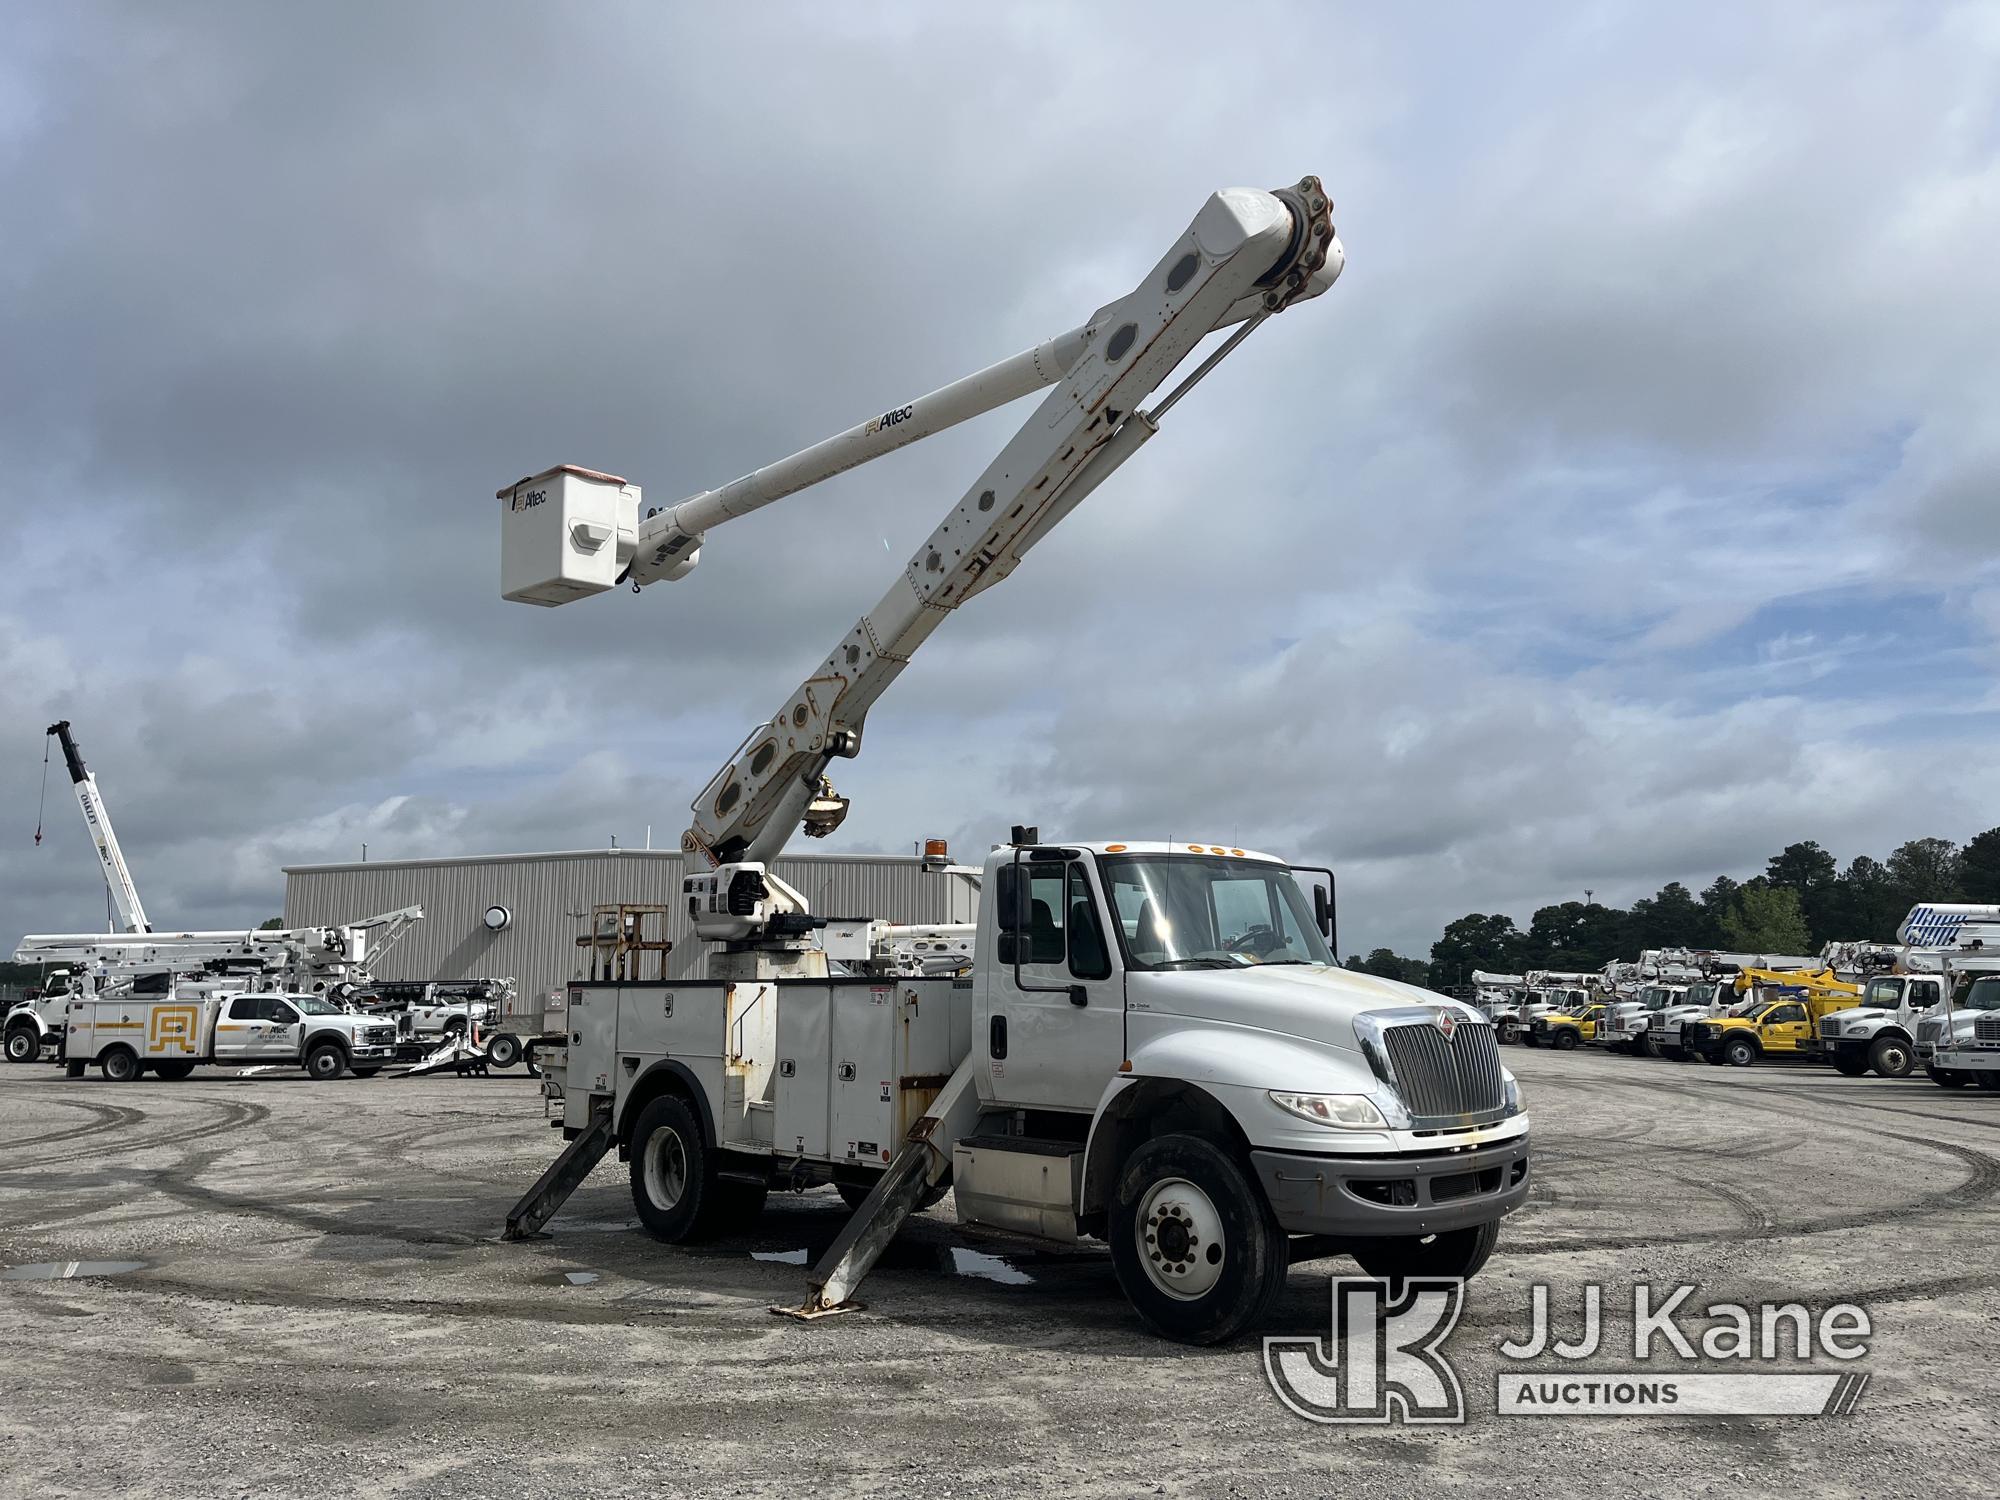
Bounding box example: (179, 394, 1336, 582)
(1813, 971, 1943, 1078)
(1921, 948, 2000, 1090)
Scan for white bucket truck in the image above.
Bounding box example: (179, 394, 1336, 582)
(495, 180, 1530, 1341)
(1915, 910, 2000, 1089)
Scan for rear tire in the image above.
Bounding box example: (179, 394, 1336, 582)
(1351, 1219, 1501, 1295)
(305, 1044, 347, 1081)
(629, 1094, 726, 1242)
(5, 1025, 39, 1064)
(100, 1047, 141, 1083)
(485, 1033, 523, 1070)
(1831, 1052, 1869, 1077)
(1108, 1132, 1287, 1346)
(1868, 1036, 1914, 1079)
(151, 1060, 195, 1081)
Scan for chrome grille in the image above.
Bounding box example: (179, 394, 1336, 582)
(1916, 1016, 1944, 1045)
(1381, 1020, 1506, 1125)
(364, 1026, 396, 1046)
(1818, 1018, 1842, 1040)
(1976, 1015, 2000, 1043)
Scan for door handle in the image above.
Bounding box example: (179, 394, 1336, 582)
(989, 1015, 1007, 1060)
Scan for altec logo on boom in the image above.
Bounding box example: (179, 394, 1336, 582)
(1265, 1281, 1873, 1424)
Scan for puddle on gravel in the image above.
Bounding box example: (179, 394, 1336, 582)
(2, 1260, 150, 1281)
(533, 1269, 602, 1287)
(752, 1249, 809, 1265)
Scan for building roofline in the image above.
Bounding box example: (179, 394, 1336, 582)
(282, 847, 943, 875)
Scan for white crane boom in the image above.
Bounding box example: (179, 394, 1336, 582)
(499, 179, 1341, 938)
(45, 721, 151, 934)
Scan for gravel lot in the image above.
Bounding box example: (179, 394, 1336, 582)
(2, 1048, 1996, 1498)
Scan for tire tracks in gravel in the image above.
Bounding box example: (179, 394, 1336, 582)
(0, 1098, 148, 1159)
(1, 1094, 271, 1171)
(1506, 1069, 2000, 1255)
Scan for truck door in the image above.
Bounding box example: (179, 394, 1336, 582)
(984, 856, 1123, 1113)
(214, 995, 271, 1063)
(1760, 1001, 1810, 1054)
(262, 998, 303, 1060)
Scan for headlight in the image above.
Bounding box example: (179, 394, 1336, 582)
(1502, 1071, 1526, 1116)
(1268, 1091, 1389, 1130)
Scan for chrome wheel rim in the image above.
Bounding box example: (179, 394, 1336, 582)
(1135, 1176, 1226, 1300)
(644, 1127, 689, 1210)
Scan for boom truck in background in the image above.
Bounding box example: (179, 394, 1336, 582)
(1916, 910, 2000, 1089)
(1818, 906, 1999, 1082)
(6, 909, 425, 1073)
(497, 181, 1531, 1344)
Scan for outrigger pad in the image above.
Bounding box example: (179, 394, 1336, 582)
(769, 1299, 865, 1321)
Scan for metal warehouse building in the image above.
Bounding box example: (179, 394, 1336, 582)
(283, 848, 979, 1001)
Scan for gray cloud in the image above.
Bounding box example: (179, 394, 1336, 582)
(5, 3, 1998, 959)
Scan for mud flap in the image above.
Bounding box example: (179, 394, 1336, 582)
(503, 1102, 613, 1240)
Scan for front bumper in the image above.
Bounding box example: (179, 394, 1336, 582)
(1934, 1047, 2000, 1071)
(1252, 1135, 1531, 1238)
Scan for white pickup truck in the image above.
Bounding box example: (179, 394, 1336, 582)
(539, 840, 1530, 1343)
(64, 989, 401, 1082)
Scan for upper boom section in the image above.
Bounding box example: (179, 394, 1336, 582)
(498, 179, 1340, 881)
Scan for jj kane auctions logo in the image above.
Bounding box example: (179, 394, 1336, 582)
(1265, 1280, 1872, 1424)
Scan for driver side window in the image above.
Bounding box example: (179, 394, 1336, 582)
(268, 1000, 299, 1026)
(1766, 1003, 1806, 1025)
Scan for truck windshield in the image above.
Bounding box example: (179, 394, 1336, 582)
(1862, 978, 1903, 1008)
(1102, 856, 1335, 970)
(1953, 976, 2000, 1012)
(289, 995, 345, 1016)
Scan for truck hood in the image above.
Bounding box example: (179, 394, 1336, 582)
(1821, 1005, 1893, 1025)
(1126, 965, 1474, 1051)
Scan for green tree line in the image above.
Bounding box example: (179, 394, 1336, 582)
(1344, 828, 2000, 990)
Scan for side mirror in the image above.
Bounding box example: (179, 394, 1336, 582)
(994, 864, 1025, 933)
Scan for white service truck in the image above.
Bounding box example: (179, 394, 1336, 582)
(1917, 916, 2000, 1090)
(543, 838, 1528, 1343)
(494, 179, 1530, 1342)
(63, 988, 403, 1082)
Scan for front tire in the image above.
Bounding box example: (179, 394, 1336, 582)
(349, 1066, 383, 1079)
(5, 1026, 39, 1064)
(1831, 1051, 1869, 1077)
(1108, 1133, 1287, 1346)
(1928, 1066, 1970, 1089)
(1643, 1034, 1665, 1059)
(1976, 1073, 2000, 1092)
(1868, 1036, 1914, 1078)
(1552, 1030, 1579, 1051)
(305, 1044, 347, 1081)
(1351, 1219, 1501, 1294)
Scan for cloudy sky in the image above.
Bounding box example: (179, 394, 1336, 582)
(3, 2, 1997, 958)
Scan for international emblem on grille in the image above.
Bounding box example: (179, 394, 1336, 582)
(1434, 1007, 1457, 1039)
